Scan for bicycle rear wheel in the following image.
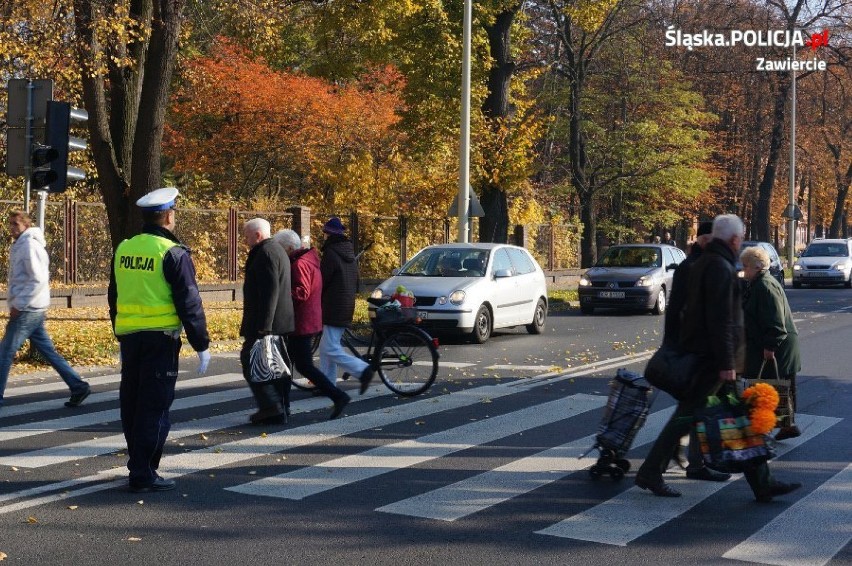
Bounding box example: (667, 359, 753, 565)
(376, 327, 439, 396)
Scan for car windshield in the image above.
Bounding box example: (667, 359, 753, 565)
(398, 249, 489, 277)
(597, 246, 662, 268)
(801, 243, 848, 258)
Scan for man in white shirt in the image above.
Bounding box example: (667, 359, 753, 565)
(0, 210, 90, 409)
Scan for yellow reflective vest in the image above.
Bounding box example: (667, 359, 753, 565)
(113, 234, 181, 335)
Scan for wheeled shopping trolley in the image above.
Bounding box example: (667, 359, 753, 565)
(585, 368, 652, 480)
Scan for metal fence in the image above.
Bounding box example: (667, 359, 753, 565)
(0, 199, 581, 285)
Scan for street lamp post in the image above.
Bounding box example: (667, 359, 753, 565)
(457, 0, 472, 243)
(787, 43, 797, 266)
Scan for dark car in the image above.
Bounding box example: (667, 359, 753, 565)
(578, 244, 686, 315)
(736, 241, 785, 287)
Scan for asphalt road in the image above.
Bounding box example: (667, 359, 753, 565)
(0, 286, 849, 565)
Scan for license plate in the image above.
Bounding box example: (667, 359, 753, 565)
(805, 271, 823, 277)
(598, 291, 625, 299)
(417, 310, 428, 319)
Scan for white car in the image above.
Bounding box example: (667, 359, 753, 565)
(370, 243, 548, 343)
(792, 238, 852, 288)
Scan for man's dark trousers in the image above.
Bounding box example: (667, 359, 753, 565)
(119, 331, 180, 486)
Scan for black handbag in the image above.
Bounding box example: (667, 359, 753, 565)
(644, 344, 703, 400)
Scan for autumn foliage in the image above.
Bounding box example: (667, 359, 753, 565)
(166, 39, 429, 215)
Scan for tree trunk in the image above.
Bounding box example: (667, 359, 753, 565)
(568, 74, 594, 266)
(829, 160, 852, 237)
(477, 8, 518, 244)
(579, 191, 597, 268)
(74, 0, 186, 249)
(479, 187, 508, 243)
(754, 77, 790, 241)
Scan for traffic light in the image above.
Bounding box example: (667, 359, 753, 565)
(32, 100, 88, 193)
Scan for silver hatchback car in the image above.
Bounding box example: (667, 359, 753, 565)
(578, 244, 686, 315)
(792, 239, 852, 288)
(370, 243, 548, 343)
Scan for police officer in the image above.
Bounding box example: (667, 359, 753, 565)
(108, 187, 211, 493)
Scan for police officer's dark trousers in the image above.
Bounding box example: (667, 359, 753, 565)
(119, 331, 180, 486)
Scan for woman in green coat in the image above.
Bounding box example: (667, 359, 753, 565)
(741, 246, 802, 440)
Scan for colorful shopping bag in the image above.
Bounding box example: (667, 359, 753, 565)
(694, 386, 774, 473)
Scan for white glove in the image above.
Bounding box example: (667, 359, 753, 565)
(197, 349, 211, 375)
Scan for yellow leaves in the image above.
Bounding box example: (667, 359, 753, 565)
(25, 516, 38, 524)
(67, 505, 78, 510)
(0, 551, 7, 560)
(563, 0, 621, 33)
(127, 537, 142, 542)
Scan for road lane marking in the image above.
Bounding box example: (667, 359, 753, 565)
(417, 361, 475, 368)
(0, 373, 243, 419)
(486, 365, 556, 371)
(510, 351, 654, 387)
(225, 394, 606, 500)
(722, 463, 852, 566)
(2, 372, 121, 399)
(0, 374, 247, 443)
(376, 406, 676, 521)
(0, 382, 535, 510)
(0, 353, 663, 512)
(534, 413, 841, 546)
(0, 388, 391, 468)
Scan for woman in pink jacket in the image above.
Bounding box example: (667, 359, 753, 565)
(273, 229, 350, 419)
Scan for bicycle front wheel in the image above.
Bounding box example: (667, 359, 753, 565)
(376, 327, 439, 396)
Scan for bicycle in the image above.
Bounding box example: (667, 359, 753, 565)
(291, 298, 440, 396)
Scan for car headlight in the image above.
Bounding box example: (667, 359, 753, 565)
(792, 264, 802, 271)
(737, 270, 745, 278)
(579, 276, 591, 287)
(449, 290, 466, 305)
(370, 288, 385, 299)
(636, 275, 655, 287)
(834, 262, 849, 271)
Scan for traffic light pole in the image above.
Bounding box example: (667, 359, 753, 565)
(35, 190, 48, 229)
(23, 81, 35, 212)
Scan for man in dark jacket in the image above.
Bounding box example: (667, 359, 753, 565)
(636, 214, 801, 502)
(318, 217, 373, 394)
(240, 218, 294, 425)
(109, 187, 210, 493)
(274, 229, 350, 419)
(662, 221, 713, 348)
(661, 221, 729, 481)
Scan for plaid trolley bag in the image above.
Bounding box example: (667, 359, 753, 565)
(585, 369, 653, 480)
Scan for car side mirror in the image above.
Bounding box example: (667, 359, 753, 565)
(494, 269, 512, 278)
(666, 263, 678, 271)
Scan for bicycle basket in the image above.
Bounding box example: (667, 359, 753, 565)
(373, 304, 418, 327)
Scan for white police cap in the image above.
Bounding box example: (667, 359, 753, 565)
(136, 187, 179, 211)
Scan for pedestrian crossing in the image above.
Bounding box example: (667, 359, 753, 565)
(0, 357, 849, 565)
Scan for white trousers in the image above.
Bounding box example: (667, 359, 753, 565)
(318, 325, 369, 381)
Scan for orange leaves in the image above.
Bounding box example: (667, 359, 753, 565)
(166, 38, 407, 208)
